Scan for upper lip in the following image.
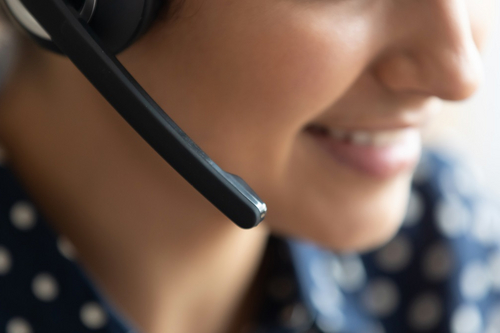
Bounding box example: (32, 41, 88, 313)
(307, 111, 437, 132)
(307, 98, 441, 132)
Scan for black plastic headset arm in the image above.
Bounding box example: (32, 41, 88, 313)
(20, 0, 267, 229)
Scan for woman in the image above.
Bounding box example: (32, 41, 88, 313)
(0, 0, 498, 332)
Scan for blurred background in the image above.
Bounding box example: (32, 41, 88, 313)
(424, 2, 500, 197)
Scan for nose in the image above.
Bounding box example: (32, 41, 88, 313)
(373, 0, 484, 101)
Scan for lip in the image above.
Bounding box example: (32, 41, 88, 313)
(306, 126, 422, 179)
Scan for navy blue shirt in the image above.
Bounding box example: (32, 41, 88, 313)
(1, 147, 500, 333)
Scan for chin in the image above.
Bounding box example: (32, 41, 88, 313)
(267, 170, 413, 253)
(298, 205, 407, 253)
(329, 207, 408, 253)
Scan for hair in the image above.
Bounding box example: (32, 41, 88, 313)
(156, 0, 189, 23)
(0, 0, 189, 74)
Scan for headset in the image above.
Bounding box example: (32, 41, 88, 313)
(0, 0, 267, 229)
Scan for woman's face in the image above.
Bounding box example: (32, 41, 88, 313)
(121, 0, 497, 251)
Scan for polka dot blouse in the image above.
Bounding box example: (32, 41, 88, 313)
(1, 145, 500, 333)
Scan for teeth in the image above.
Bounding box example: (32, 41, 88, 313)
(328, 128, 410, 147)
(350, 131, 371, 146)
(372, 131, 404, 147)
(308, 124, 417, 147)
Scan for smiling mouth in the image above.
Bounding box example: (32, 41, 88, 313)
(306, 124, 418, 147)
(305, 124, 422, 179)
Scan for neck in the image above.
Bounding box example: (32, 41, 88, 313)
(0, 44, 269, 333)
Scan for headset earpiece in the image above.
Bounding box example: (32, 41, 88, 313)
(3, 0, 165, 54)
(84, 0, 164, 53)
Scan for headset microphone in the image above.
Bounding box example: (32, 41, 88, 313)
(1, 0, 267, 229)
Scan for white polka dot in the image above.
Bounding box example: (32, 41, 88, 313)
(57, 236, 77, 260)
(439, 165, 478, 198)
(0, 246, 12, 275)
(461, 166, 483, 195)
(310, 257, 332, 286)
(6, 317, 32, 333)
(472, 203, 500, 246)
(330, 254, 366, 292)
(32, 272, 59, 302)
(488, 251, 500, 291)
(451, 304, 483, 333)
(435, 196, 471, 238)
(403, 191, 424, 227)
(310, 287, 343, 317)
(279, 302, 310, 329)
(422, 242, 454, 281)
(10, 202, 36, 231)
(80, 302, 108, 329)
(460, 261, 491, 301)
(408, 293, 442, 331)
(362, 278, 399, 317)
(375, 235, 413, 273)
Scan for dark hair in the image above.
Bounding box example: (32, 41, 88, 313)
(157, 0, 189, 22)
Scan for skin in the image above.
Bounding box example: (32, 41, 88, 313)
(0, 0, 497, 332)
(124, 0, 494, 250)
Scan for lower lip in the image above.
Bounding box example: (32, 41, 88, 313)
(307, 128, 422, 179)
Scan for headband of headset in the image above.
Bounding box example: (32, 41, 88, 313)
(1, 0, 268, 229)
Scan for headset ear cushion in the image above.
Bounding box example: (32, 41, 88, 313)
(89, 0, 165, 54)
(2, 0, 165, 54)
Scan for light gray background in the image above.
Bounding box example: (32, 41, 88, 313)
(424, 5, 500, 197)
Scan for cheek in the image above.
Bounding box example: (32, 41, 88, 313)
(162, 4, 377, 180)
(221, 10, 374, 128)
(157, 1, 376, 137)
